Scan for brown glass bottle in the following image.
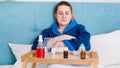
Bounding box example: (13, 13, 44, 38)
(63, 47, 68, 58)
(64, 51, 68, 58)
(80, 48, 86, 59)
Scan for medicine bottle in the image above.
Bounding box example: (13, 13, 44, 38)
(63, 47, 68, 58)
(36, 35, 45, 58)
(80, 48, 86, 59)
(80, 43, 86, 59)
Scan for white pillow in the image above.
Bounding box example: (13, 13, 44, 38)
(91, 30, 120, 66)
(8, 43, 32, 60)
(8, 43, 48, 68)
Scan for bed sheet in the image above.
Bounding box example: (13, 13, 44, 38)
(0, 64, 120, 68)
(0, 65, 13, 68)
(105, 64, 120, 68)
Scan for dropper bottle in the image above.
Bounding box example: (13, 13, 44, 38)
(80, 43, 86, 59)
(36, 35, 45, 58)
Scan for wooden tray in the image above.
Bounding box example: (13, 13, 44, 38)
(21, 50, 99, 68)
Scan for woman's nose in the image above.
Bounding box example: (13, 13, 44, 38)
(62, 13, 66, 18)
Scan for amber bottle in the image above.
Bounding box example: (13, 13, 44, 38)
(63, 47, 68, 58)
(80, 48, 86, 59)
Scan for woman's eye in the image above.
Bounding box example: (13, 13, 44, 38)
(58, 13, 63, 15)
(66, 13, 70, 15)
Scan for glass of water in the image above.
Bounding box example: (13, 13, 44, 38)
(43, 38, 53, 52)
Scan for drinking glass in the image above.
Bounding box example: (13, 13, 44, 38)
(43, 38, 53, 52)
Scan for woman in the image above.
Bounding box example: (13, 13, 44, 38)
(32, 1, 91, 52)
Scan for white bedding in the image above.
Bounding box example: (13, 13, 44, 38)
(0, 65, 13, 68)
(105, 64, 120, 68)
(0, 64, 120, 68)
(1, 30, 120, 68)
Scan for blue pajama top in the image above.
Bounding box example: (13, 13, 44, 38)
(32, 20, 91, 51)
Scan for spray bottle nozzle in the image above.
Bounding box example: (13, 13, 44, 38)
(38, 35, 43, 42)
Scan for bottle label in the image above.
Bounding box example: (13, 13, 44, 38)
(36, 47, 45, 58)
(63, 51, 68, 58)
(80, 51, 86, 59)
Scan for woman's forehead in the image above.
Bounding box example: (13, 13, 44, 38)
(57, 5, 71, 11)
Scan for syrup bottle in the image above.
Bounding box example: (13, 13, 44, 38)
(36, 35, 45, 58)
(80, 43, 86, 59)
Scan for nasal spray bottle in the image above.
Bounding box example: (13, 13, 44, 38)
(80, 43, 86, 59)
(36, 35, 45, 58)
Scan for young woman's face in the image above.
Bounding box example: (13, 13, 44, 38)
(55, 5, 72, 26)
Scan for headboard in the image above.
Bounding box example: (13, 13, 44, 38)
(0, 2, 120, 65)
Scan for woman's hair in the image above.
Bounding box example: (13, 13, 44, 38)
(54, 1, 75, 21)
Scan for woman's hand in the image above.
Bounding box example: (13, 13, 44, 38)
(47, 39, 65, 48)
(46, 35, 75, 47)
(54, 41, 65, 47)
(54, 34, 76, 42)
(52, 34, 75, 47)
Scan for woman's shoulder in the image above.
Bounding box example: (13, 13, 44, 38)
(75, 24, 85, 29)
(42, 27, 52, 33)
(72, 24, 88, 33)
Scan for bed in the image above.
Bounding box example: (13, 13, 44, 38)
(0, 2, 120, 68)
(1, 30, 120, 68)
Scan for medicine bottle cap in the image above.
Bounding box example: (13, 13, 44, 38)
(80, 43, 86, 51)
(64, 47, 68, 51)
(38, 35, 43, 42)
